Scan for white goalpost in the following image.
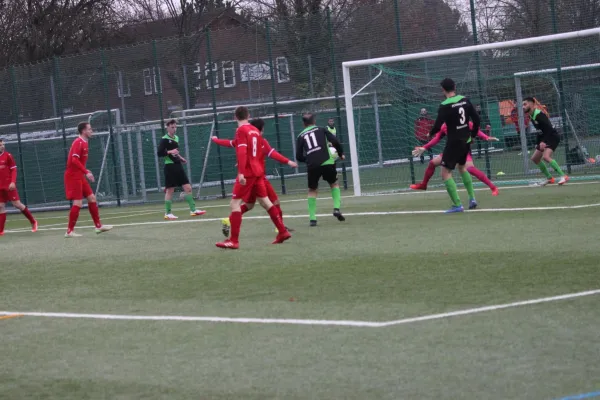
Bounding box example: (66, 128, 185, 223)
(342, 27, 600, 196)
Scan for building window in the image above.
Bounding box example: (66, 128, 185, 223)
(222, 61, 236, 88)
(143, 67, 162, 95)
(276, 57, 290, 83)
(205, 62, 219, 89)
(193, 63, 202, 91)
(240, 62, 271, 82)
(117, 73, 131, 98)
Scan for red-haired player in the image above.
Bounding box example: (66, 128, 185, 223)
(215, 107, 290, 249)
(64, 122, 112, 237)
(0, 138, 38, 235)
(211, 117, 297, 237)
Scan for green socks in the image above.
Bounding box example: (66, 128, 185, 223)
(461, 171, 475, 201)
(184, 194, 196, 212)
(549, 159, 565, 176)
(308, 197, 317, 221)
(444, 178, 462, 207)
(331, 187, 341, 209)
(538, 162, 552, 179)
(165, 200, 172, 214)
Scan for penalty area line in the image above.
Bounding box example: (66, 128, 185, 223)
(1, 289, 598, 328)
(5, 202, 600, 233)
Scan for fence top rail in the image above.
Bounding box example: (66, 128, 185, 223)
(171, 92, 374, 117)
(343, 28, 600, 69)
(514, 62, 600, 77)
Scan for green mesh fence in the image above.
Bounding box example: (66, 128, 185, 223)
(0, 1, 598, 208)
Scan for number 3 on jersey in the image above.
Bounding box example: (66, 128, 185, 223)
(304, 132, 318, 149)
(459, 107, 466, 124)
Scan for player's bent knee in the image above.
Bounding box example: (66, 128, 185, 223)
(87, 195, 97, 203)
(246, 203, 256, 210)
(258, 197, 273, 209)
(0, 203, 5, 213)
(11, 200, 24, 210)
(73, 200, 83, 207)
(182, 184, 192, 193)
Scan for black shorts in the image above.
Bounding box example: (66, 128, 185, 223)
(164, 163, 189, 188)
(536, 133, 560, 151)
(307, 164, 338, 190)
(441, 140, 470, 171)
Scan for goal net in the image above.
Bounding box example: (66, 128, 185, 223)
(342, 28, 600, 196)
(0, 109, 121, 209)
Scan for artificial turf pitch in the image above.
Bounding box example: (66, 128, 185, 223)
(1, 181, 599, 399)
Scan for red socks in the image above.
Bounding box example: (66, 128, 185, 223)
(88, 202, 102, 228)
(268, 206, 286, 233)
(240, 204, 249, 214)
(275, 204, 282, 218)
(467, 166, 497, 190)
(229, 211, 242, 242)
(21, 207, 35, 224)
(422, 161, 436, 186)
(0, 213, 6, 233)
(67, 205, 81, 233)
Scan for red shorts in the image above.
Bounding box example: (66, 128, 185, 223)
(65, 176, 93, 200)
(264, 178, 278, 203)
(0, 188, 19, 203)
(232, 177, 268, 204)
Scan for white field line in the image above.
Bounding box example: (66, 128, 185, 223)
(6, 181, 600, 233)
(1, 289, 598, 328)
(22, 180, 600, 222)
(5, 202, 600, 234)
(11, 181, 600, 228)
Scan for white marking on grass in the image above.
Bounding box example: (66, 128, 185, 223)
(5, 202, 600, 233)
(1, 289, 598, 328)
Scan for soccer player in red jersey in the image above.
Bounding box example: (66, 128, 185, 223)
(64, 122, 112, 237)
(0, 139, 38, 235)
(211, 117, 297, 236)
(216, 107, 290, 249)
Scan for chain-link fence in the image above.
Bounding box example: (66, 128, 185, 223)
(1, 0, 598, 208)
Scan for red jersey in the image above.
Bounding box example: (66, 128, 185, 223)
(65, 137, 90, 178)
(235, 123, 265, 178)
(0, 151, 17, 190)
(214, 137, 289, 166)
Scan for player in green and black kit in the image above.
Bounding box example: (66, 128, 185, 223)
(296, 113, 345, 226)
(430, 78, 480, 213)
(523, 97, 569, 185)
(157, 119, 206, 220)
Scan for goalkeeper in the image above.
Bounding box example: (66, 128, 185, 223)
(523, 97, 569, 185)
(411, 121, 500, 206)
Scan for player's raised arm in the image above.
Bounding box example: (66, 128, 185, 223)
(211, 137, 235, 148)
(325, 129, 344, 159)
(262, 139, 294, 166)
(429, 105, 447, 137)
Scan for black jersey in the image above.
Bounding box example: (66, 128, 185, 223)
(430, 95, 480, 142)
(296, 125, 343, 168)
(157, 134, 182, 164)
(530, 109, 558, 137)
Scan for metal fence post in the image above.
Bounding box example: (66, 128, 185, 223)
(101, 49, 122, 206)
(327, 7, 348, 190)
(52, 56, 69, 166)
(550, 0, 571, 174)
(265, 19, 287, 194)
(205, 28, 227, 198)
(469, 0, 492, 178)
(9, 66, 27, 204)
(392, 0, 415, 183)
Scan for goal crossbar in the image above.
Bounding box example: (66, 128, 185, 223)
(343, 27, 600, 196)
